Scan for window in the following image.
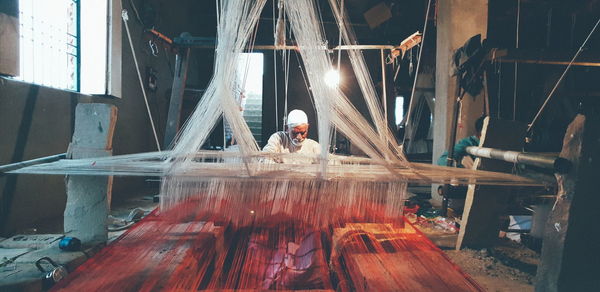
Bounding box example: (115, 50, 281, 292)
(17, 0, 110, 94)
(18, 0, 78, 90)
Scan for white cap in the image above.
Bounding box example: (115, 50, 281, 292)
(286, 109, 308, 127)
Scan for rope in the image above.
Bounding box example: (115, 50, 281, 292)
(527, 16, 600, 134)
(122, 9, 161, 151)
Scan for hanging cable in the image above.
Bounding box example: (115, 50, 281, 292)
(513, 0, 521, 121)
(280, 0, 291, 126)
(273, 0, 280, 130)
(527, 16, 600, 134)
(122, 10, 161, 151)
(217, 0, 227, 150)
(401, 0, 432, 148)
(331, 0, 345, 153)
(283, 49, 290, 124)
(336, 0, 344, 70)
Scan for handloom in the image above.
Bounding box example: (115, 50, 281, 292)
(13, 0, 542, 290)
(11, 0, 541, 226)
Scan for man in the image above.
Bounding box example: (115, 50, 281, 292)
(437, 115, 486, 169)
(262, 109, 320, 163)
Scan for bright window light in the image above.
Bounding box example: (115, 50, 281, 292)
(324, 69, 340, 88)
(17, 0, 77, 90)
(80, 0, 108, 94)
(395, 96, 404, 126)
(236, 53, 264, 144)
(17, 0, 109, 94)
(236, 53, 264, 95)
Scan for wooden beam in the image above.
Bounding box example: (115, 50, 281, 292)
(536, 104, 600, 291)
(491, 48, 600, 67)
(457, 118, 527, 249)
(391, 31, 423, 59)
(164, 47, 190, 148)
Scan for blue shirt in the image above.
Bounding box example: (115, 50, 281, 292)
(437, 135, 480, 167)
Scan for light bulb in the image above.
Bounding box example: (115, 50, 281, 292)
(324, 69, 340, 88)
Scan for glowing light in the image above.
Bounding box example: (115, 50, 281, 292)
(324, 69, 340, 88)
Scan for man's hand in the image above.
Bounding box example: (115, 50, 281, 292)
(461, 156, 475, 169)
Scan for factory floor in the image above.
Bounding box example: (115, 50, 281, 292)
(0, 194, 539, 292)
(418, 228, 538, 292)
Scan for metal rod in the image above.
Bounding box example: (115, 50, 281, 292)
(465, 146, 571, 173)
(170, 42, 398, 51)
(440, 85, 464, 217)
(380, 49, 388, 131)
(513, 0, 521, 121)
(253, 44, 396, 50)
(0, 153, 67, 175)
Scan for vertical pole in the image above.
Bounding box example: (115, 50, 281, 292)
(380, 49, 390, 160)
(76, 0, 81, 92)
(381, 49, 388, 131)
(164, 47, 190, 148)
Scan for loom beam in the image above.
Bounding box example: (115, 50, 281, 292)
(465, 146, 571, 173)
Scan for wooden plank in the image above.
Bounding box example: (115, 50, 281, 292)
(334, 221, 483, 292)
(491, 48, 600, 67)
(164, 48, 190, 148)
(457, 117, 527, 249)
(52, 208, 217, 291)
(536, 112, 600, 291)
(349, 254, 401, 291)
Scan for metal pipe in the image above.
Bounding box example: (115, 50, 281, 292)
(465, 146, 571, 173)
(0, 153, 67, 175)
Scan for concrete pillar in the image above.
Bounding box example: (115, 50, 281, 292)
(432, 0, 488, 205)
(64, 104, 117, 244)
